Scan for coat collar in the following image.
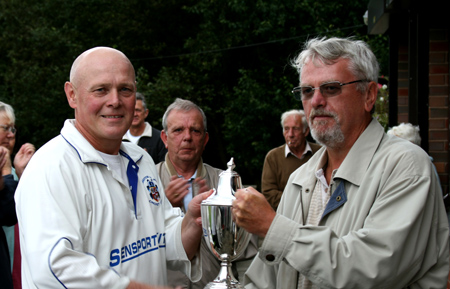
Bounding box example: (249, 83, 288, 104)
(333, 118, 384, 186)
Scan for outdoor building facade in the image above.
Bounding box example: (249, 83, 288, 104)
(367, 0, 450, 197)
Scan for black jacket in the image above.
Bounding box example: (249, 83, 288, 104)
(1, 174, 18, 289)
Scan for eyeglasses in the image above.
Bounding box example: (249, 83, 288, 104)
(0, 124, 17, 135)
(292, 79, 369, 101)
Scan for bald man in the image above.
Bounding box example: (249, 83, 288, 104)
(15, 47, 208, 289)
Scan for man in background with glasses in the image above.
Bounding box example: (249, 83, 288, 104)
(1, 101, 35, 289)
(232, 37, 449, 288)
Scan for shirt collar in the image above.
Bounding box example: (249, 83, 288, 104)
(177, 170, 198, 181)
(61, 119, 144, 165)
(285, 141, 312, 159)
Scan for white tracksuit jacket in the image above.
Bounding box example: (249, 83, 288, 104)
(15, 119, 201, 288)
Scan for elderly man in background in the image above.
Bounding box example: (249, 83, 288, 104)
(123, 92, 167, 163)
(1, 101, 35, 289)
(15, 47, 208, 289)
(0, 145, 17, 289)
(232, 37, 449, 288)
(0, 102, 35, 180)
(262, 109, 320, 210)
(157, 98, 258, 288)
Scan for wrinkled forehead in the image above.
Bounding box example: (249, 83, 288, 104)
(300, 58, 351, 85)
(168, 109, 205, 128)
(283, 115, 302, 126)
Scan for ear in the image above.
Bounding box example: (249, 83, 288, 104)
(364, 81, 378, 113)
(65, 82, 77, 109)
(203, 132, 210, 147)
(161, 130, 168, 148)
(304, 127, 310, 137)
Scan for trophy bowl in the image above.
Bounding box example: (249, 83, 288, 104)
(201, 158, 251, 289)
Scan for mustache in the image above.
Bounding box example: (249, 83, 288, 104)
(309, 108, 337, 119)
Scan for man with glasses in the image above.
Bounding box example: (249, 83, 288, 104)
(0, 101, 35, 289)
(123, 92, 167, 163)
(0, 145, 16, 289)
(0, 125, 16, 136)
(232, 37, 449, 288)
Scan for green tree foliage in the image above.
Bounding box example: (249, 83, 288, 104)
(0, 0, 388, 188)
(140, 0, 388, 186)
(0, 0, 198, 150)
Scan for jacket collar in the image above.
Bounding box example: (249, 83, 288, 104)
(61, 119, 144, 165)
(333, 118, 384, 186)
(141, 122, 153, 137)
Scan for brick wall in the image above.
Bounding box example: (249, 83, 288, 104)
(396, 29, 449, 194)
(428, 29, 449, 194)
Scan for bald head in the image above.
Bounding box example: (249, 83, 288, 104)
(64, 46, 137, 154)
(69, 47, 135, 87)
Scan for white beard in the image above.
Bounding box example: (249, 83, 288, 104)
(308, 109, 345, 148)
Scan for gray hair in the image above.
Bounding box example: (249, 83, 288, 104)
(291, 37, 379, 93)
(136, 92, 148, 111)
(162, 98, 207, 132)
(281, 109, 308, 133)
(387, 123, 421, 146)
(0, 101, 15, 124)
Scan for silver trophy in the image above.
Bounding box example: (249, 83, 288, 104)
(201, 158, 251, 289)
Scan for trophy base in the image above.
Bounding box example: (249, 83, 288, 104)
(204, 281, 244, 289)
(204, 258, 244, 289)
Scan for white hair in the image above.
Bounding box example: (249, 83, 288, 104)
(281, 109, 308, 133)
(387, 123, 421, 146)
(0, 101, 15, 123)
(291, 37, 379, 94)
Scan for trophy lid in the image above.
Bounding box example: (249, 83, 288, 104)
(201, 157, 242, 206)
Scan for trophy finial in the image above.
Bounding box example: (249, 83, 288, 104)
(227, 157, 235, 171)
